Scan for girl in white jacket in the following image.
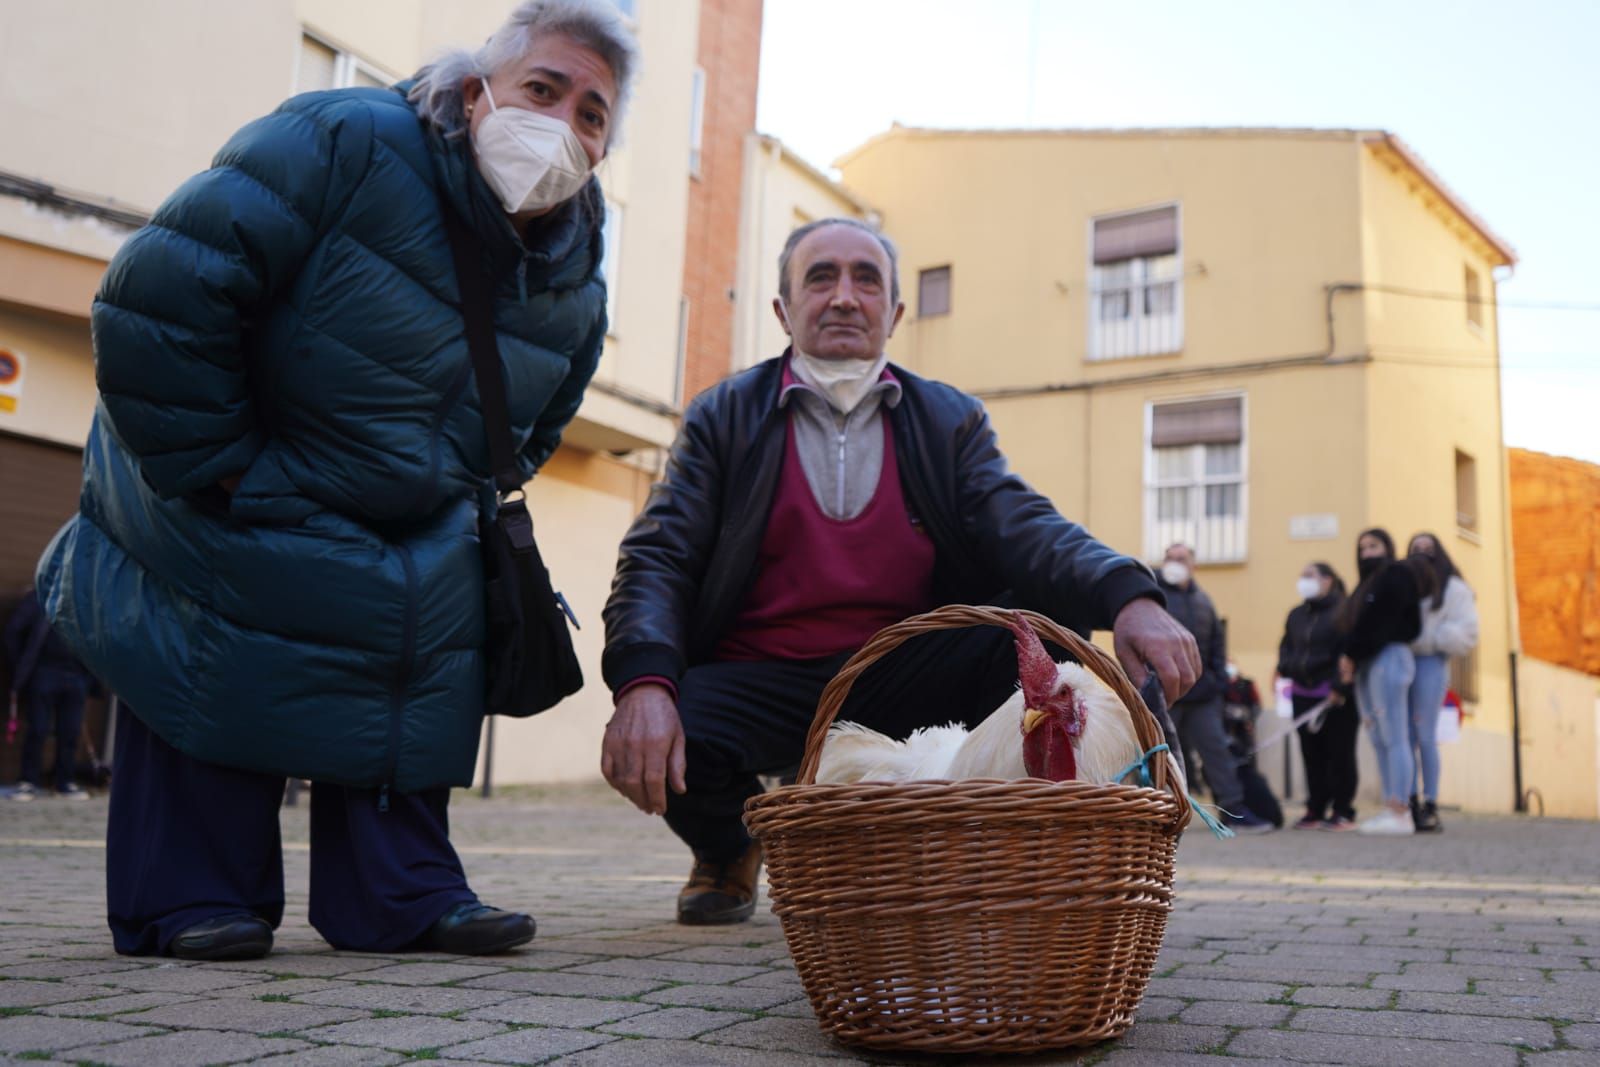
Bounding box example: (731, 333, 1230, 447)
(1406, 533, 1479, 832)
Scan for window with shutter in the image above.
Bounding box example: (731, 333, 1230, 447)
(1090, 204, 1182, 360)
(918, 266, 951, 317)
(1144, 395, 1247, 562)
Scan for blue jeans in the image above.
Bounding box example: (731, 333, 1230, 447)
(1356, 644, 1415, 806)
(1408, 653, 1449, 802)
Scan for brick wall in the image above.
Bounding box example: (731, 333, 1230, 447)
(1509, 448, 1600, 676)
(678, 0, 764, 406)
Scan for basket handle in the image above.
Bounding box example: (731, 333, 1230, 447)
(793, 605, 1188, 807)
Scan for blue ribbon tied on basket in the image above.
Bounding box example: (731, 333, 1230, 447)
(1114, 743, 1236, 840)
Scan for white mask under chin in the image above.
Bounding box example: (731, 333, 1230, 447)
(790, 349, 887, 414)
(471, 79, 593, 214)
(1160, 560, 1191, 586)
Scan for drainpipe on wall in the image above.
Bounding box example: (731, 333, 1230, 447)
(1509, 651, 1523, 813)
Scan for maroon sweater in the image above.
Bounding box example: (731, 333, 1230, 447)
(713, 411, 936, 662)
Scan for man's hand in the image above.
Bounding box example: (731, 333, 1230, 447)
(1338, 655, 1355, 685)
(600, 683, 686, 816)
(1113, 597, 1201, 706)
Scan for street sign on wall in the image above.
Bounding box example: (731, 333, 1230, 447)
(0, 348, 23, 414)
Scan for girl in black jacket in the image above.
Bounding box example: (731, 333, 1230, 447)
(1276, 563, 1357, 830)
(1338, 528, 1437, 835)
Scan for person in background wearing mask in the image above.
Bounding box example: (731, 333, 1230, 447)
(1156, 544, 1273, 833)
(1337, 528, 1437, 835)
(600, 218, 1203, 925)
(1275, 563, 1358, 830)
(1405, 533, 1478, 833)
(35, 0, 636, 961)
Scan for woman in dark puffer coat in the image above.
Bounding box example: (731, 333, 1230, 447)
(36, 0, 635, 961)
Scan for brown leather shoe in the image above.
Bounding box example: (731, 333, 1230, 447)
(677, 841, 762, 925)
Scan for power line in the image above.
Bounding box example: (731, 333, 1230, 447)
(1358, 282, 1600, 312)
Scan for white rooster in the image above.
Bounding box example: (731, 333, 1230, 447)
(816, 614, 1155, 785)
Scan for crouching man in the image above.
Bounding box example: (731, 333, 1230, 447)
(600, 219, 1200, 925)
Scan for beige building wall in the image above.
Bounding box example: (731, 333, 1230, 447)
(731, 135, 874, 370)
(840, 127, 1525, 813)
(1516, 657, 1600, 820)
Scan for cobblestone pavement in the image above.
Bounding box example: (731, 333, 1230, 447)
(2, 784, 1598, 1065)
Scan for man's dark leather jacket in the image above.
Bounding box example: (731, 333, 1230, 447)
(601, 355, 1161, 694)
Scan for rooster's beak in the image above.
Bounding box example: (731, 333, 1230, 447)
(1022, 707, 1047, 733)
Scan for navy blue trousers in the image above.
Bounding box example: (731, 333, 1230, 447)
(19, 671, 89, 792)
(664, 624, 1027, 862)
(107, 706, 478, 956)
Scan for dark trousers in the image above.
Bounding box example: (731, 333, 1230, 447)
(1170, 697, 1244, 811)
(107, 706, 477, 956)
(19, 673, 89, 792)
(665, 624, 1025, 862)
(1295, 693, 1359, 821)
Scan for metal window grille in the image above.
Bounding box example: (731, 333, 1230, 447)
(1144, 396, 1247, 562)
(1090, 205, 1182, 360)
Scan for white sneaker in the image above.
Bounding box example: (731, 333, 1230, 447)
(1357, 808, 1415, 835)
(6, 783, 38, 802)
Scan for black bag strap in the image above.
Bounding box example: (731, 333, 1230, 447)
(441, 209, 523, 496)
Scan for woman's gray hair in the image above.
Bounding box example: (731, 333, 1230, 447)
(408, 0, 639, 144)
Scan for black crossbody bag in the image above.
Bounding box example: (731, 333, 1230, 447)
(441, 208, 584, 716)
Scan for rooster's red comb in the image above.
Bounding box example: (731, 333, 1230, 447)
(1007, 613, 1058, 707)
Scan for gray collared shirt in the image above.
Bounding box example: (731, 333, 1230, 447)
(778, 376, 904, 520)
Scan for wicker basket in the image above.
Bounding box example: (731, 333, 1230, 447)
(743, 605, 1192, 1055)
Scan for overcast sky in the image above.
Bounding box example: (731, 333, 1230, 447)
(756, 0, 1600, 464)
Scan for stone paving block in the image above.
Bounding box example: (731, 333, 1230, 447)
(67, 965, 263, 993)
(298, 1016, 506, 1051)
(438, 1027, 616, 1063)
(1524, 1054, 1600, 1067)
(0, 979, 122, 1007)
(37, 990, 204, 1017)
(1268, 941, 1450, 965)
(1398, 990, 1600, 1022)
(1117, 1021, 1229, 1053)
(546, 1038, 849, 1066)
(1098, 1052, 1301, 1067)
(731, 969, 807, 990)
(538, 938, 681, 958)
(598, 1006, 750, 1038)
(1398, 962, 1548, 983)
(766, 998, 817, 1018)
(0, 1015, 160, 1055)
(641, 982, 802, 1011)
(116, 997, 367, 1032)
(653, 944, 788, 966)
(350, 962, 508, 986)
(572, 957, 769, 984)
(293, 983, 523, 1015)
(1371, 971, 1472, 993)
(203, 954, 397, 979)
(251, 1047, 407, 1066)
(1454, 949, 1588, 970)
(0, 958, 149, 979)
(459, 970, 664, 999)
(493, 950, 601, 971)
(212, 978, 346, 999)
(463, 993, 656, 1028)
(1565, 1023, 1600, 1050)
(1227, 1028, 1520, 1066)
(1179, 999, 1293, 1027)
(700, 1014, 859, 1058)
(71, 1031, 313, 1066)
(1173, 961, 1376, 986)
(1289, 1007, 1556, 1048)
(1291, 986, 1394, 1009)
(1144, 976, 1289, 1002)
(1132, 995, 1184, 1021)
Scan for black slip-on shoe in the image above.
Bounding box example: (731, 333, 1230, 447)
(171, 915, 273, 961)
(425, 903, 536, 955)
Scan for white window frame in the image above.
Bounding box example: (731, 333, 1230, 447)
(1142, 392, 1248, 564)
(688, 66, 707, 177)
(294, 30, 395, 93)
(601, 199, 623, 336)
(1088, 201, 1184, 361)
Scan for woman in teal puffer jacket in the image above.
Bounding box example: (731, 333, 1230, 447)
(36, 0, 635, 961)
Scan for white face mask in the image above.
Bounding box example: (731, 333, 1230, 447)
(790, 349, 887, 414)
(471, 79, 593, 215)
(1296, 576, 1323, 600)
(1160, 560, 1190, 586)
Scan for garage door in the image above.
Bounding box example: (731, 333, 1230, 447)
(0, 430, 83, 591)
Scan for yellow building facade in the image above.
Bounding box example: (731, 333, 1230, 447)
(0, 0, 702, 784)
(839, 126, 1522, 813)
